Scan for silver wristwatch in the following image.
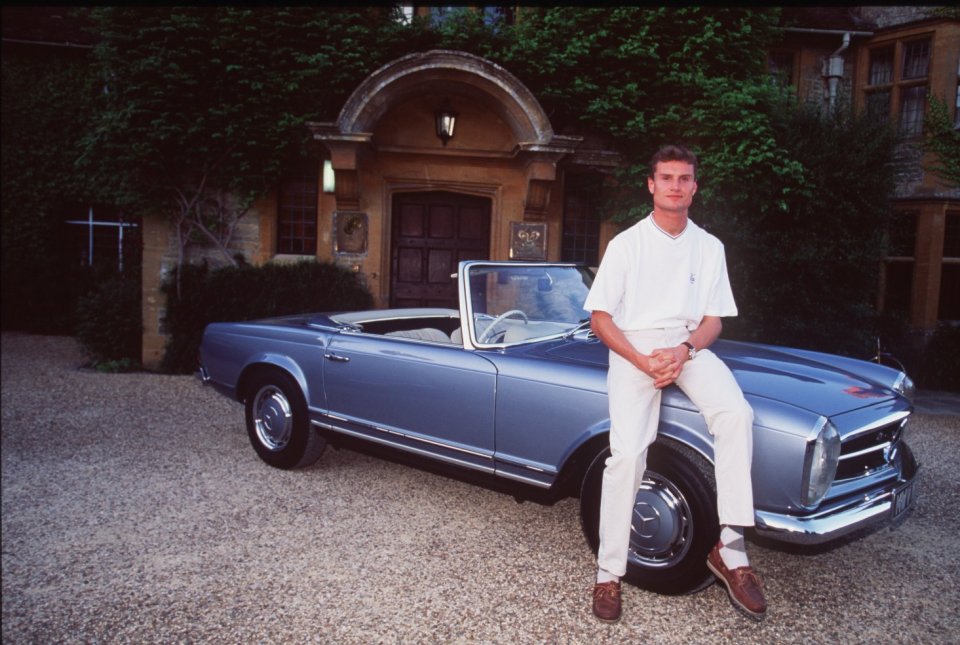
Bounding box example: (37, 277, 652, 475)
(682, 341, 697, 360)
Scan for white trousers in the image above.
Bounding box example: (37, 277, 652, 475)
(597, 328, 755, 577)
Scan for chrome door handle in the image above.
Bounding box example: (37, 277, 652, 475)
(324, 353, 350, 363)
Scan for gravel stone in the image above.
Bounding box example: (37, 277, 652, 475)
(2, 332, 958, 644)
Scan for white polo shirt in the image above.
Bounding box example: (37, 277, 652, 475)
(583, 214, 738, 331)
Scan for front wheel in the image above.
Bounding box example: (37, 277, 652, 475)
(580, 441, 719, 595)
(244, 369, 326, 469)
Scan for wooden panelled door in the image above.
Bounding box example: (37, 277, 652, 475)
(391, 191, 491, 308)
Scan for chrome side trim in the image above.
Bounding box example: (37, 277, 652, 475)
(392, 429, 494, 459)
(311, 417, 554, 489)
(495, 456, 552, 475)
(313, 419, 498, 476)
(494, 469, 553, 488)
(310, 412, 493, 461)
(311, 417, 493, 461)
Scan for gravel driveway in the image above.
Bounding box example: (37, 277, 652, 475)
(2, 332, 959, 644)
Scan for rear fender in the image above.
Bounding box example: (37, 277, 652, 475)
(236, 354, 310, 405)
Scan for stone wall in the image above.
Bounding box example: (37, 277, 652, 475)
(858, 6, 942, 29)
(140, 203, 264, 369)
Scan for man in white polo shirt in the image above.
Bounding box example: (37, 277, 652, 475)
(585, 144, 766, 622)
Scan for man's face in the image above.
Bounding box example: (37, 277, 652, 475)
(648, 160, 697, 214)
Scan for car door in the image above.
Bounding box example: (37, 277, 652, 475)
(322, 331, 498, 472)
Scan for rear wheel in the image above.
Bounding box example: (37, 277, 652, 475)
(580, 440, 718, 595)
(244, 369, 326, 469)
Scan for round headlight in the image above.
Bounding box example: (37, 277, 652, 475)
(802, 419, 841, 508)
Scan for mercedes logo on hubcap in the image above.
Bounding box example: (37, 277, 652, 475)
(633, 504, 660, 538)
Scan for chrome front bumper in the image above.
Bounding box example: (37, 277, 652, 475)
(754, 444, 919, 545)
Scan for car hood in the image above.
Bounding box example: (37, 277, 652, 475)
(713, 340, 903, 416)
(538, 337, 901, 417)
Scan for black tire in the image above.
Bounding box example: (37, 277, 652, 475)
(244, 368, 326, 469)
(580, 440, 719, 595)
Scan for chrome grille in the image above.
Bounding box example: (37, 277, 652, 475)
(836, 418, 905, 480)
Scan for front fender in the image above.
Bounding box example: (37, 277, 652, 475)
(557, 390, 822, 515)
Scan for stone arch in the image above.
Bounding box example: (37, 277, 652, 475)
(337, 49, 554, 147)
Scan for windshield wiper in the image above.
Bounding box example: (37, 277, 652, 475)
(564, 318, 593, 338)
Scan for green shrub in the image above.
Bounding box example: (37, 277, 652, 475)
(717, 98, 897, 359)
(75, 274, 142, 368)
(160, 260, 372, 374)
(919, 324, 960, 392)
(871, 319, 960, 393)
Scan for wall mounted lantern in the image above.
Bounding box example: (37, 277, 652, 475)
(434, 102, 457, 146)
(322, 159, 336, 193)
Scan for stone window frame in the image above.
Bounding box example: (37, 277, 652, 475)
(560, 172, 603, 266)
(878, 210, 917, 315)
(861, 33, 933, 138)
(940, 211, 960, 321)
(276, 159, 320, 256)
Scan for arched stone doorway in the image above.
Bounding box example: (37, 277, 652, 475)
(309, 50, 598, 308)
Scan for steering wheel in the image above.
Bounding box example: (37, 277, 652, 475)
(477, 309, 529, 343)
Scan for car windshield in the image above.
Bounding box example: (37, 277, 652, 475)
(466, 264, 594, 346)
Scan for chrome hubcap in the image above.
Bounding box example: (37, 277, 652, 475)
(253, 385, 292, 451)
(628, 472, 693, 569)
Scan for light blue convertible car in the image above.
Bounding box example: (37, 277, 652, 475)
(199, 261, 919, 594)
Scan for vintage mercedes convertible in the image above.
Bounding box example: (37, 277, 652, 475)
(199, 261, 919, 594)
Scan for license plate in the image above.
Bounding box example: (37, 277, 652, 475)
(891, 478, 918, 524)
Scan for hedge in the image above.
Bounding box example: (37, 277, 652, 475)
(160, 260, 372, 373)
(75, 273, 142, 370)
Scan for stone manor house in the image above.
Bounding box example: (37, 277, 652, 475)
(3, 7, 957, 368)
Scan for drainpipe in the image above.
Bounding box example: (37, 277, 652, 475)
(822, 32, 851, 113)
(782, 28, 875, 113)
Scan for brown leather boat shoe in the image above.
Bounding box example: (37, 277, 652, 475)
(592, 580, 622, 623)
(706, 541, 767, 620)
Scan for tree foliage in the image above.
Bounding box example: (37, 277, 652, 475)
(1, 42, 104, 332)
(422, 8, 805, 220)
(924, 94, 960, 189)
(470, 8, 805, 228)
(725, 99, 896, 353)
(498, 8, 781, 134)
(80, 7, 414, 270)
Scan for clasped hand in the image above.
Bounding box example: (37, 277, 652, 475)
(643, 345, 686, 389)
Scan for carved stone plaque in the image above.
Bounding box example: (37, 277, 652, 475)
(509, 221, 547, 260)
(334, 211, 367, 255)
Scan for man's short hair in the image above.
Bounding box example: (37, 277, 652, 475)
(648, 145, 698, 179)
